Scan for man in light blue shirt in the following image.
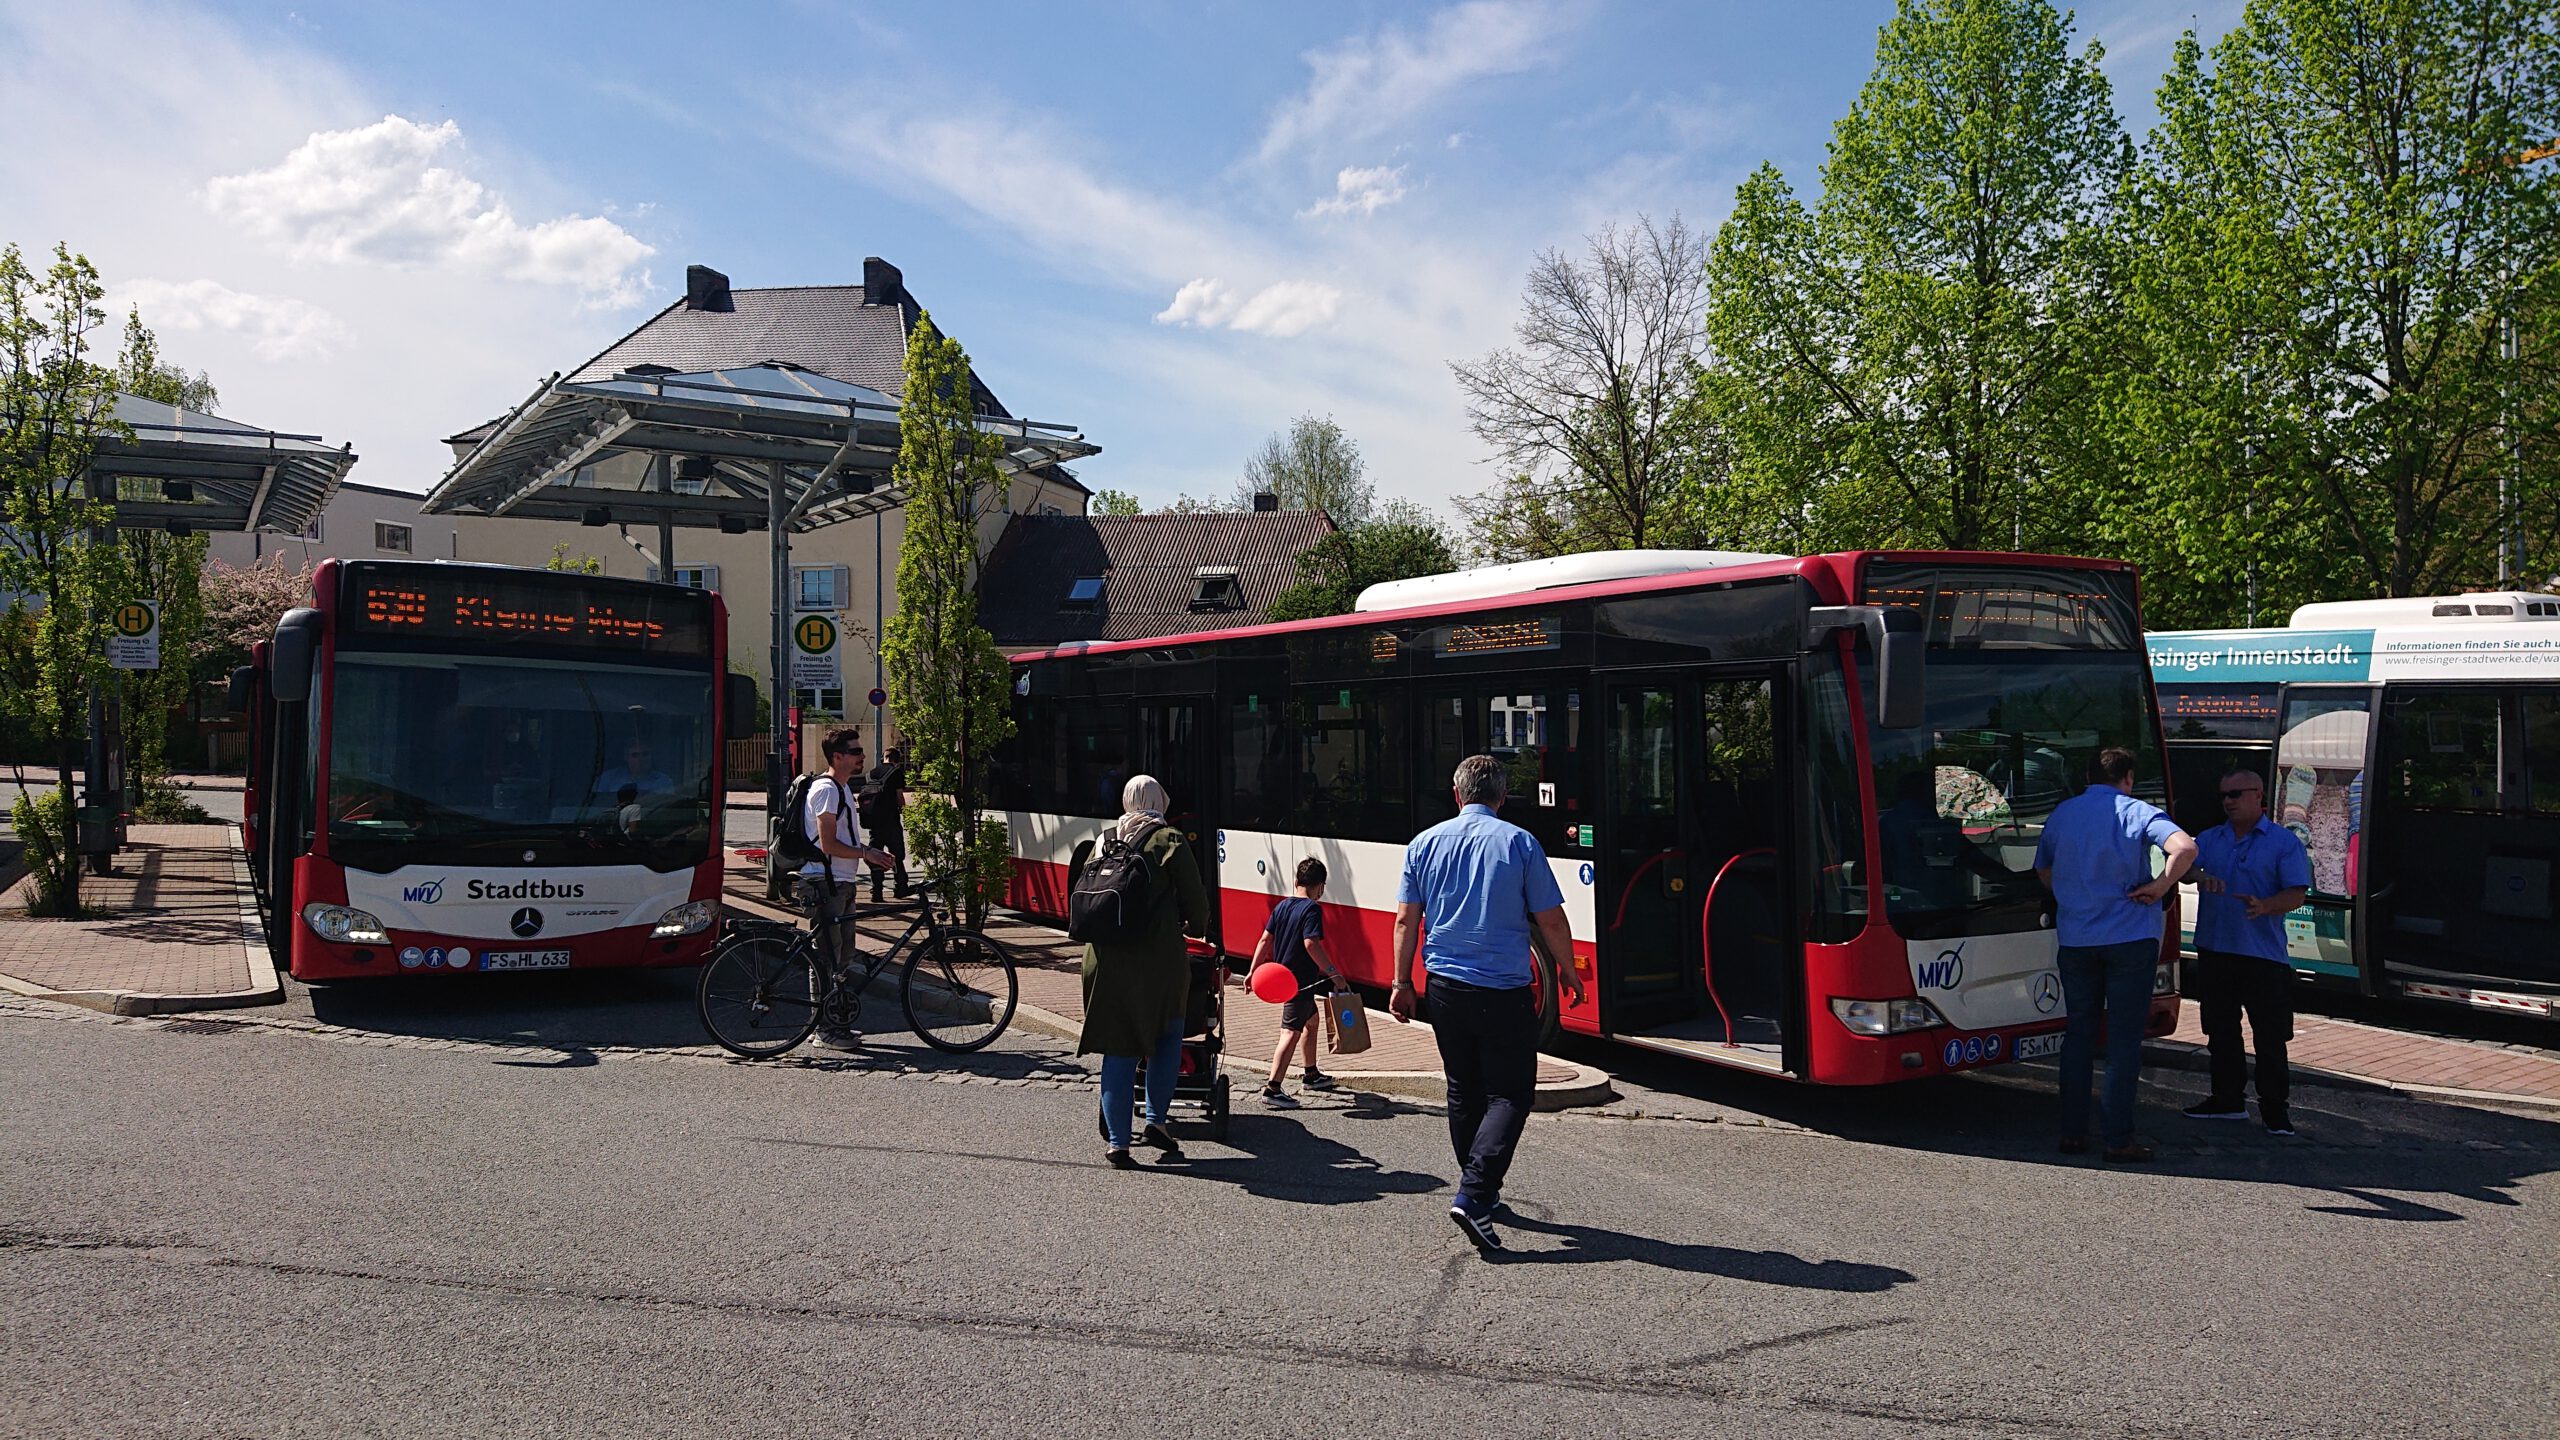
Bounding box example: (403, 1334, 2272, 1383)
(1389, 755, 1583, 1252)
(2034, 746, 2196, 1162)
(2182, 768, 2313, 1135)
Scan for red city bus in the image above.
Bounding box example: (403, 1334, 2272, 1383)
(240, 559, 758, 980)
(991, 550, 2181, 1085)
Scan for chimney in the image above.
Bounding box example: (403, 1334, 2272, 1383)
(863, 256, 905, 305)
(1252, 491, 1280, 512)
(684, 265, 731, 311)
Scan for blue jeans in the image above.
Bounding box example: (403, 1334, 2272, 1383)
(2057, 939, 2159, 1146)
(1099, 1018, 1185, 1151)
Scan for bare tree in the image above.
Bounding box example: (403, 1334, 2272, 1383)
(1451, 215, 1715, 555)
(1231, 413, 1373, 525)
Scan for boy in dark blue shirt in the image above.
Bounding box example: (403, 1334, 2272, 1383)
(1249, 858, 1350, 1108)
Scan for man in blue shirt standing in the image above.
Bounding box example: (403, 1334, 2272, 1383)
(2182, 768, 2313, 1136)
(2034, 746, 2197, 1163)
(1389, 755, 1584, 1252)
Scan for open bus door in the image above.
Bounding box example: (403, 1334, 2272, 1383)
(1597, 669, 1801, 1074)
(256, 608, 322, 969)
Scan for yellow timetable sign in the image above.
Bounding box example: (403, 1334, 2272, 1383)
(790, 612, 842, 689)
(107, 600, 160, 671)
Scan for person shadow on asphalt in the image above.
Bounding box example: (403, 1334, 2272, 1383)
(1148, 1113, 1443, 1207)
(1476, 1206, 1915, 1289)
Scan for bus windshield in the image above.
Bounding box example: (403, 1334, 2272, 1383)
(1868, 650, 2162, 940)
(324, 651, 716, 871)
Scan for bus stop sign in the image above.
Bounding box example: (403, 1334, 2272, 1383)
(790, 613, 842, 690)
(107, 601, 160, 671)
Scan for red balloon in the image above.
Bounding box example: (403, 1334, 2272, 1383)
(1249, 963, 1298, 1005)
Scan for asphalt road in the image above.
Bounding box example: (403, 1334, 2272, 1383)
(4, 972, 2554, 1439)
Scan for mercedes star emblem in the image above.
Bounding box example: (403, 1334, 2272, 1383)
(510, 907, 544, 939)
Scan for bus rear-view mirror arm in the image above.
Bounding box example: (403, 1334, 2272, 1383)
(1806, 605, 1924, 730)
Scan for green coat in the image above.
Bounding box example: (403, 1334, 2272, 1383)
(1073, 823, 1210, 1057)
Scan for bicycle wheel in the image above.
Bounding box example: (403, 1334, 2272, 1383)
(698, 934, 823, 1058)
(901, 930, 1019, 1053)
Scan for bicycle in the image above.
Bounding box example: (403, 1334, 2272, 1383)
(696, 870, 1020, 1058)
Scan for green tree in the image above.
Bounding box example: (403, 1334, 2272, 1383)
(881, 312, 1014, 922)
(2108, 0, 2559, 621)
(1232, 413, 1374, 524)
(1088, 488, 1143, 517)
(1701, 0, 2130, 555)
(0, 243, 136, 911)
(543, 541, 605, 574)
(1266, 503, 1456, 621)
(1453, 215, 1717, 558)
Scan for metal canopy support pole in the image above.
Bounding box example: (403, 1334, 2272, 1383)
(873, 509, 886, 755)
(655, 453, 674, 575)
(768, 458, 791, 810)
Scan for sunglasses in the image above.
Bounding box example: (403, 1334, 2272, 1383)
(2219, 788, 2261, 800)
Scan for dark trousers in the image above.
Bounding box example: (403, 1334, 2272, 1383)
(1426, 976, 1539, 1215)
(2195, 948, 2292, 1111)
(2057, 938, 2158, 1147)
(869, 823, 906, 903)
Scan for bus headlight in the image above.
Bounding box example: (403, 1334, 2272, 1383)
(1830, 997, 1947, 1036)
(303, 903, 389, 945)
(652, 901, 715, 938)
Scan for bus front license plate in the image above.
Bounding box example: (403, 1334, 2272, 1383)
(2013, 1032, 2064, 1061)
(482, 949, 572, 972)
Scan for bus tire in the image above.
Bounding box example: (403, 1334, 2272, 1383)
(1531, 949, 1562, 1052)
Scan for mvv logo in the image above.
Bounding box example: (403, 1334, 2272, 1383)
(1917, 944, 1965, 990)
(402, 879, 447, 905)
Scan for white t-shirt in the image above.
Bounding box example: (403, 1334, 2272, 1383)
(800, 775, 868, 883)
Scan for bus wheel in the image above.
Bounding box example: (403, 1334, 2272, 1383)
(1531, 951, 1562, 1051)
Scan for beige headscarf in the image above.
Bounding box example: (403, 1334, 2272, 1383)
(1118, 774, 1170, 842)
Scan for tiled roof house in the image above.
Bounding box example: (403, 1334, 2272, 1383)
(977, 510, 1337, 650)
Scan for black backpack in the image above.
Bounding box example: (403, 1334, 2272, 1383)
(1067, 822, 1165, 944)
(767, 774, 834, 871)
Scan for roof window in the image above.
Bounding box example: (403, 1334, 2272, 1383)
(1190, 566, 1241, 611)
(1062, 576, 1105, 610)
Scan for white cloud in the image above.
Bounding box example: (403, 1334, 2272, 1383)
(203, 115, 655, 305)
(1300, 165, 1408, 218)
(1154, 278, 1342, 337)
(108, 278, 350, 362)
(1256, 1, 1567, 162)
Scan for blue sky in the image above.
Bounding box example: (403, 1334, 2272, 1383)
(0, 0, 2240, 519)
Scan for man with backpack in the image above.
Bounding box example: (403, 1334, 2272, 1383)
(772, 727, 896, 1049)
(861, 745, 908, 904)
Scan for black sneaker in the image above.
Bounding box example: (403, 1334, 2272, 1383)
(1138, 1123, 1186, 1160)
(1260, 1086, 1300, 1109)
(2183, 1097, 2248, 1121)
(2263, 1109, 2295, 1137)
(1449, 1204, 1503, 1252)
(812, 1027, 863, 1052)
(1301, 1070, 1342, 1091)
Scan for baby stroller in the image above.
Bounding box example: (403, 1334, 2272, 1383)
(1100, 939, 1232, 1141)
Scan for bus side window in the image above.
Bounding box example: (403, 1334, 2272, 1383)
(1290, 683, 1410, 844)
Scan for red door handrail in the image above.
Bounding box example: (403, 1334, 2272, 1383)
(1700, 847, 1778, 1048)
(1608, 846, 1686, 932)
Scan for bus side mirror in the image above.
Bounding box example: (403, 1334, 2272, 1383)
(727, 673, 763, 738)
(224, 665, 254, 714)
(1806, 604, 1925, 729)
(270, 608, 323, 703)
(1872, 606, 1922, 729)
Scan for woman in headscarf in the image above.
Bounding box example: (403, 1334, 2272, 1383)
(1074, 774, 1210, 1167)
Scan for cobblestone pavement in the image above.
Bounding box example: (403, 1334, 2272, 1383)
(0, 826, 258, 1002)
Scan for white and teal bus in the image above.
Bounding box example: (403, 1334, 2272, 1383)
(2149, 593, 2560, 1020)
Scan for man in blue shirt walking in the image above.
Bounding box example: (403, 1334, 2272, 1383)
(2182, 768, 2313, 1135)
(1389, 755, 1584, 1252)
(2034, 746, 2197, 1162)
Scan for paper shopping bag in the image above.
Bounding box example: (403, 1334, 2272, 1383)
(1323, 990, 1373, 1056)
